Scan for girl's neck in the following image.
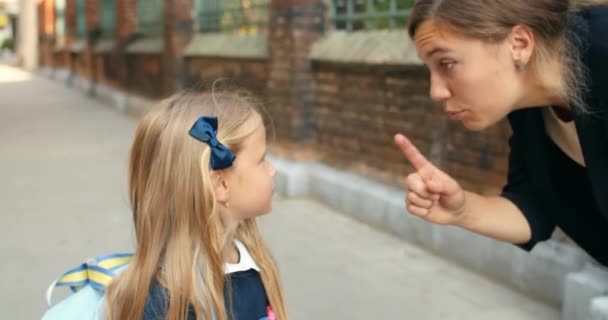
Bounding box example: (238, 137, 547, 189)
(228, 242, 240, 264)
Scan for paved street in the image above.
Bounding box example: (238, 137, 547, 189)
(0, 65, 559, 319)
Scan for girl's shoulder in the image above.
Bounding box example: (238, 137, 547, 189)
(142, 282, 168, 320)
(142, 281, 196, 320)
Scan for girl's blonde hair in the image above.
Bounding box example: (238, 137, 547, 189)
(105, 90, 288, 320)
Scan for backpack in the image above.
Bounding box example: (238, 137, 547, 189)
(42, 253, 132, 320)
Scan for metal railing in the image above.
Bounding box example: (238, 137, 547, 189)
(330, 0, 415, 31)
(196, 0, 270, 34)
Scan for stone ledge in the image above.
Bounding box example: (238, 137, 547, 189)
(310, 30, 422, 66)
(70, 39, 86, 53)
(37, 67, 158, 117)
(592, 297, 608, 320)
(184, 33, 269, 60)
(53, 39, 67, 52)
(564, 264, 608, 320)
(93, 39, 115, 53)
(270, 155, 598, 309)
(126, 37, 163, 54)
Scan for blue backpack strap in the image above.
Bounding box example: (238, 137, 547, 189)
(46, 253, 133, 306)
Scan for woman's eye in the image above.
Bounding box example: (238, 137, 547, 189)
(440, 61, 455, 72)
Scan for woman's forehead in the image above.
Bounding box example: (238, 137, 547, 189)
(414, 20, 472, 58)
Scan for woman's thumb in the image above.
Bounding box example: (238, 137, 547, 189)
(425, 177, 443, 194)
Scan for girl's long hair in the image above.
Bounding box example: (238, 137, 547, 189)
(105, 90, 288, 320)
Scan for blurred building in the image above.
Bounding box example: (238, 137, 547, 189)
(36, 0, 511, 194)
(0, 0, 18, 55)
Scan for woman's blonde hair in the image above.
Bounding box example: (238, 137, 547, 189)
(105, 90, 288, 320)
(407, 0, 608, 113)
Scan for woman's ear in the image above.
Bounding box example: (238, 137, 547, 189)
(210, 171, 229, 204)
(509, 24, 535, 68)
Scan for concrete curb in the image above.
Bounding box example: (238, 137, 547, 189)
(592, 297, 608, 320)
(564, 264, 608, 320)
(37, 68, 156, 117)
(270, 156, 608, 317)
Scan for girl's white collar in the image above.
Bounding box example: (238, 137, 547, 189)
(224, 240, 260, 274)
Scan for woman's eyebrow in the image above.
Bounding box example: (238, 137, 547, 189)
(426, 47, 451, 58)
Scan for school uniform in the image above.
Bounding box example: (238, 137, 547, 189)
(142, 240, 272, 320)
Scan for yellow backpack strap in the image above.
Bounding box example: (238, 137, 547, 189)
(46, 253, 133, 306)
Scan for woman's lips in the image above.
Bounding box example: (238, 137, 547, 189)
(447, 110, 465, 120)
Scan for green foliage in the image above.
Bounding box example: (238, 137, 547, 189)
(333, 0, 415, 31)
(1, 38, 14, 51)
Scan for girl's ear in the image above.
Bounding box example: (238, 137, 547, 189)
(210, 171, 229, 203)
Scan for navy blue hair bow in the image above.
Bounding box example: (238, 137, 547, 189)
(188, 116, 236, 170)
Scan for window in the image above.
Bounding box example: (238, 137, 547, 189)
(330, 0, 414, 31)
(100, 0, 115, 38)
(55, 0, 65, 41)
(76, 0, 86, 38)
(137, 0, 163, 36)
(195, 0, 270, 34)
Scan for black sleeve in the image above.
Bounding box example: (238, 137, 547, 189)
(500, 112, 557, 250)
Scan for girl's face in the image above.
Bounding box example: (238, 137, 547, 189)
(224, 123, 276, 220)
(413, 20, 524, 131)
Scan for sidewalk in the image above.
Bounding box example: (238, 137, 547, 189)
(0, 65, 559, 319)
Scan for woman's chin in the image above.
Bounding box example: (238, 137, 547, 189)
(461, 118, 489, 131)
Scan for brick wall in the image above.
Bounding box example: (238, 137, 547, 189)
(93, 54, 120, 88)
(37, 0, 55, 68)
(65, 0, 76, 42)
(184, 58, 268, 96)
(37, 0, 512, 193)
(163, 0, 193, 92)
(313, 62, 510, 193)
(116, 0, 137, 39)
(86, 0, 100, 37)
(126, 54, 164, 98)
(52, 51, 70, 69)
(70, 51, 87, 78)
(267, 0, 326, 161)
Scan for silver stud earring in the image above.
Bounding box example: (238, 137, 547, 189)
(516, 61, 527, 71)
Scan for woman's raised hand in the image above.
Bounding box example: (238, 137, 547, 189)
(394, 134, 467, 225)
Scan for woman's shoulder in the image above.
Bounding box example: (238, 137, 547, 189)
(575, 6, 608, 114)
(583, 6, 608, 44)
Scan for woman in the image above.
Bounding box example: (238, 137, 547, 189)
(395, 0, 608, 266)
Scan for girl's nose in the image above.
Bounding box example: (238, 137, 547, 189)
(268, 162, 277, 177)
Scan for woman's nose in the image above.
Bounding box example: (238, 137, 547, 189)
(430, 74, 451, 101)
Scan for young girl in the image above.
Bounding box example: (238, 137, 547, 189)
(103, 90, 288, 320)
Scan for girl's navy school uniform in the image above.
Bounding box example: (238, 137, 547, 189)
(142, 240, 275, 320)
